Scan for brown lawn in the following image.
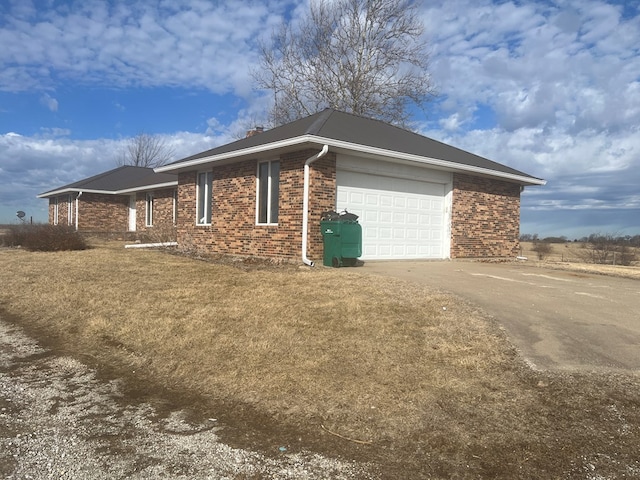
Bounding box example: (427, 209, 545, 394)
(1, 239, 639, 478)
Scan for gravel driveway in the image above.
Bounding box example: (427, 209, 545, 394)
(0, 319, 370, 479)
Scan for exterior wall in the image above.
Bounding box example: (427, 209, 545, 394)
(176, 155, 521, 261)
(134, 188, 176, 234)
(77, 193, 129, 231)
(48, 195, 75, 226)
(47, 189, 176, 237)
(450, 173, 521, 258)
(176, 149, 337, 260)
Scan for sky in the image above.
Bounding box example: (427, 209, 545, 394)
(1, 0, 639, 239)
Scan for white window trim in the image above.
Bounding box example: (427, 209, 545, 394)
(67, 194, 74, 226)
(196, 171, 213, 226)
(256, 160, 279, 225)
(53, 197, 59, 225)
(145, 192, 154, 227)
(172, 189, 178, 225)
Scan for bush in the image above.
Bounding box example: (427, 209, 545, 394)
(532, 241, 553, 260)
(2, 225, 88, 251)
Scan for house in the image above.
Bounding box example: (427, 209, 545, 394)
(155, 109, 545, 264)
(38, 166, 178, 234)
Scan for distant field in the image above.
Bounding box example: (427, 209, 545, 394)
(518, 241, 640, 280)
(519, 240, 639, 264)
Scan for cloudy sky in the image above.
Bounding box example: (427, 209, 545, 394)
(1, 0, 639, 239)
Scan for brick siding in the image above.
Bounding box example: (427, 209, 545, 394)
(46, 157, 522, 260)
(134, 188, 176, 234)
(48, 190, 177, 238)
(48, 195, 75, 226)
(176, 149, 337, 260)
(450, 173, 521, 258)
(77, 193, 129, 231)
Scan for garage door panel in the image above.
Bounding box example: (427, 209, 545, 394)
(337, 169, 446, 260)
(364, 211, 378, 222)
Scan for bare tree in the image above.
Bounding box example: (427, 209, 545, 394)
(117, 133, 175, 168)
(577, 233, 638, 266)
(253, 0, 435, 127)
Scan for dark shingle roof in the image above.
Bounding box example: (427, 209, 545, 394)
(38, 166, 177, 198)
(162, 109, 544, 185)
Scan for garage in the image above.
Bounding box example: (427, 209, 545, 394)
(336, 157, 451, 260)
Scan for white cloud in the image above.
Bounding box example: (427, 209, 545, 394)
(39, 93, 58, 112)
(0, 0, 293, 97)
(419, 0, 640, 234)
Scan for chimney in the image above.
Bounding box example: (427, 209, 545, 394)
(246, 126, 264, 138)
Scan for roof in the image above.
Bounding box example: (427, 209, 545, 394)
(38, 166, 178, 198)
(157, 109, 545, 186)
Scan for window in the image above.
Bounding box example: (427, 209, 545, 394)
(53, 197, 59, 225)
(146, 193, 154, 226)
(197, 171, 213, 225)
(67, 194, 74, 226)
(257, 160, 279, 224)
(172, 189, 178, 225)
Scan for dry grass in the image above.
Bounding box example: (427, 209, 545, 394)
(519, 241, 640, 279)
(1, 240, 639, 478)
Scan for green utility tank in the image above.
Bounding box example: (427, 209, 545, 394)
(320, 210, 362, 267)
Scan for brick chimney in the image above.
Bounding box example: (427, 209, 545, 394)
(246, 126, 264, 138)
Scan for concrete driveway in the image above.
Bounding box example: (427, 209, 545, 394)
(363, 261, 640, 373)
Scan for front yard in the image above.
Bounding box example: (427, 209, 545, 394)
(1, 240, 639, 478)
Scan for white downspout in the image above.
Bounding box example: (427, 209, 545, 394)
(75, 191, 82, 231)
(302, 145, 329, 266)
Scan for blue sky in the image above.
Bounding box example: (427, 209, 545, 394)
(1, 0, 639, 239)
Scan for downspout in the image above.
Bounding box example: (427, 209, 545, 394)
(302, 145, 329, 266)
(75, 191, 82, 231)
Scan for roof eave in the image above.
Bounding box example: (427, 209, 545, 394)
(38, 181, 179, 199)
(37, 188, 116, 198)
(154, 136, 317, 173)
(116, 181, 178, 194)
(318, 136, 547, 186)
(157, 134, 546, 186)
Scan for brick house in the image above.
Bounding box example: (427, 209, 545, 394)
(156, 109, 545, 264)
(38, 166, 178, 235)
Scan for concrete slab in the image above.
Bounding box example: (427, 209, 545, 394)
(362, 261, 640, 373)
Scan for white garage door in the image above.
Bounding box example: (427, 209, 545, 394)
(336, 170, 446, 260)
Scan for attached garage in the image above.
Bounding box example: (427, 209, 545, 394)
(336, 156, 452, 260)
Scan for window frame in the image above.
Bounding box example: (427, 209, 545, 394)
(67, 194, 74, 226)
(196, 171, 213, 226)
(53, 197, 59, 225)
(145, 192, 154, 227)
(172, 189, 178, 225)
(256, 160, 280, 225)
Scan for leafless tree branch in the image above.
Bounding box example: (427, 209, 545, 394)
(117, 133, 175, 168)
(253, 0, 436, 127)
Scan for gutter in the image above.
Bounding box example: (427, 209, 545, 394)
(302, 145, 329, 266)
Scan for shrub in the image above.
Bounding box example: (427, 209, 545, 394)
(532, 241, 553, 260)
(2, 225, 88, 251)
